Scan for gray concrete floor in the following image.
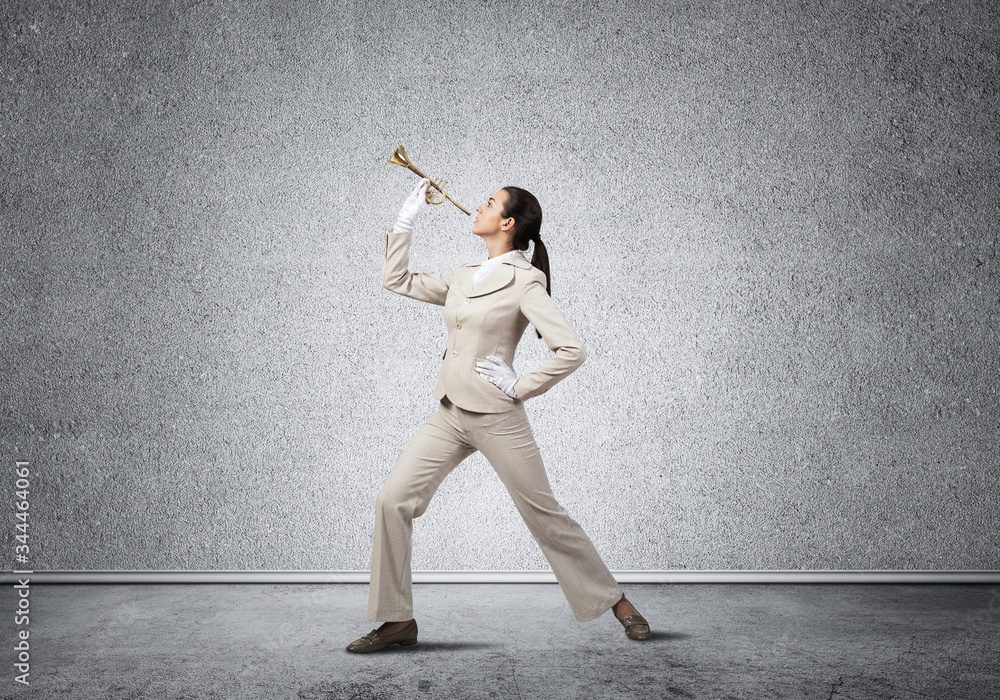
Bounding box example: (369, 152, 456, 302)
(1, 583, 998, 699)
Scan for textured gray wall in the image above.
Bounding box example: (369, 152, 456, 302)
(2, 0, 998, 571)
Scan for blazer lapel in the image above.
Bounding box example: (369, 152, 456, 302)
(466, 255, 531, 297)
(467, 264, 515, 297)
(459, 254, 533, 297)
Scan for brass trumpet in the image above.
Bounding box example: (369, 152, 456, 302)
(387, 144, 471, 216)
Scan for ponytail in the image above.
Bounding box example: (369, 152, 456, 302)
(529, 235, 550, 296)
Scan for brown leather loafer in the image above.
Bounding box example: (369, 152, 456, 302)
(345, 619, 418, 653)
(618, 613, 651, 641)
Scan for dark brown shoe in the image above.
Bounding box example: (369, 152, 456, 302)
(345, 619, 418, 653)
(618, 613, 651, 641)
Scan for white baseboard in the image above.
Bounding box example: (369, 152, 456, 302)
(3, 570, 999, 584)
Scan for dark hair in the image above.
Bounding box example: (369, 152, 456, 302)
(501, 186, 550, 339)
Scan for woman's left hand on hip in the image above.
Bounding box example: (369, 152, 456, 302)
(476, 356, 519, 399)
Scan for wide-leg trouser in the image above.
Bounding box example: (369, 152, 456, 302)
(367, 396, 624, 623)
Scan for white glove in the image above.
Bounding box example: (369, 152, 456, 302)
(476, 355, 519, 399)
(393, 178, 432, 233)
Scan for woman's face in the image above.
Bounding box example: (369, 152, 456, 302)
(472, 189, 514, 238)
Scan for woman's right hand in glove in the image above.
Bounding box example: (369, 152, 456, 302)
(393, 178, 432, 233)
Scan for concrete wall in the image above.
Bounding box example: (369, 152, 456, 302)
(2, 0, 998, 571)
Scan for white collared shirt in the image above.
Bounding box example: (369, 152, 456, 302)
(472, 248, 528, 290)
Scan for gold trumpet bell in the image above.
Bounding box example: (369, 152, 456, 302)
(387, 144, 412, 169)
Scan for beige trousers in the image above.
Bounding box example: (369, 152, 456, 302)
(367, 396, 624, 624)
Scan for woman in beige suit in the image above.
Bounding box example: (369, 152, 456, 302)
(346, 178, 650, 653)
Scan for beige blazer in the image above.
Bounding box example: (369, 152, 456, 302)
(382, 229, 587, 413)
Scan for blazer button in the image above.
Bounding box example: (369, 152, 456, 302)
(451, 350, 458, 357)
(455, 322, 462, 330)
(464, 298, 471, 304)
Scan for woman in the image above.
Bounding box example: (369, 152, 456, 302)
(346, 178, 650, 653)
